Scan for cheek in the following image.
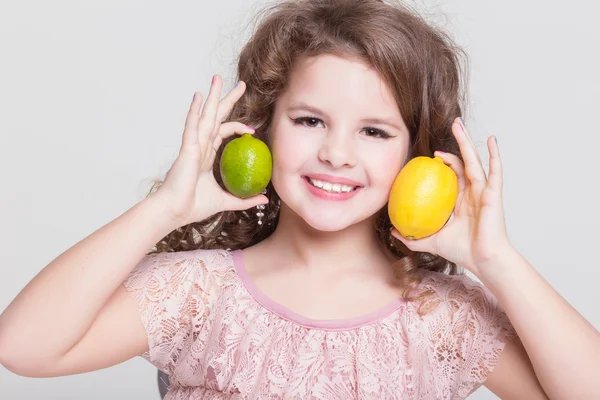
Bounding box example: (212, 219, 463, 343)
(366, 148, 405, 187)
(271, 129, 315, 173)
(272, 135, 299, 174)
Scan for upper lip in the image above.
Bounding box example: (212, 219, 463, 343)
(304, 173, 364, 187)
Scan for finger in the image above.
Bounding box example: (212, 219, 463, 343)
(215, 81, 247, 124)
(212, 122, 256, 151)
(433, 151, 466, 193)
(459, 117, 487, 177)
(391, 228, 431, 253)
(198, 75, 223, 140)
(458, 117, 476, 150)
(209, 81, 248, 143)
(222, 192, 269, 212)
(487, 136, 503, 193)
(453, 118, 487, 187)
(182, 92, 203, 147)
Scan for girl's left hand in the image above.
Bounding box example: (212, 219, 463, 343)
(391, 117, 513, 277)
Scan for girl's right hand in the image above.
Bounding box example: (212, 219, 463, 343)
(151, 75, 269, 227)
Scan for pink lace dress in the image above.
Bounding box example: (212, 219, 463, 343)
(123, 248, 516, 399)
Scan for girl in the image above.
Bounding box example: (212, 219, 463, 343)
(1, 0, 599, 399)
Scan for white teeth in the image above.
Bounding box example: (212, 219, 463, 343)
(308, 178, 356, 193)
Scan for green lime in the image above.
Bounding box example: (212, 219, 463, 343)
(220, 133, 273, 198)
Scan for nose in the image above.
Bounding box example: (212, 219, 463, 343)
(317, 128, 357, 169)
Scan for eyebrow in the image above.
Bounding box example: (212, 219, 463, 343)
(287, 102, 405, 133)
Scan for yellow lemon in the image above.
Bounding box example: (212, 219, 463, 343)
(220, 133, 273, 198)
(388, 156, 458, 240)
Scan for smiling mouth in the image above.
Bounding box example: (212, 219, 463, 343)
(304, 177, 359, 193)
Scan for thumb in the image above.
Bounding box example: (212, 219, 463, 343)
(223, 192, 269, 211)
(391, 229, 432, 253)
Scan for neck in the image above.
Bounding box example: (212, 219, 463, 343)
(260, 204, 396, 278)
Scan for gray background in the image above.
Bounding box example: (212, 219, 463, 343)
(1, 0, 599, 398)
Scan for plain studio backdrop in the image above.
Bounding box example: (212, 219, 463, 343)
(1, 0, 599, 398)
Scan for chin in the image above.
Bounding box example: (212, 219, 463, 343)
(297, 204, 376, 232)
(302, 214, 356, 232)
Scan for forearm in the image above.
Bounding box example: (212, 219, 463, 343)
(478, 247, 600, 400)
(0, 194, 179, 364)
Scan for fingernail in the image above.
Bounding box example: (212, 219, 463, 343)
(494, 136, 498, 144)
(212, 75, 215, 84)
(234, 81, 240, 88)
(192, 92, 195, 101)
(459, 117, 466, 132)
(247, 125, 255, 131)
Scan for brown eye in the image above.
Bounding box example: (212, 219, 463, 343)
(305, 118, 319, 127)
(292, 117, 324, 128)
(361, 127, 392, 139)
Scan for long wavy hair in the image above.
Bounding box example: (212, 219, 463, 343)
(146, 0, 469, 299)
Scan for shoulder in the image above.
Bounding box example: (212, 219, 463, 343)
(415, 269, 516, 339)
(415, 270, 513, 331)
(123, 248, 237, 374)
(134, 248, 234, 273)
(126, 248, 237, 292)
(419, 269, 483, 293)
(414, 271, 518, 396)
(417, 270, 495, 309)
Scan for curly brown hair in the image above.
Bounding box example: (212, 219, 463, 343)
(146, 0, 469, 300)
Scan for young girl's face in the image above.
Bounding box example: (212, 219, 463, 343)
(269, 54, 410, 232)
